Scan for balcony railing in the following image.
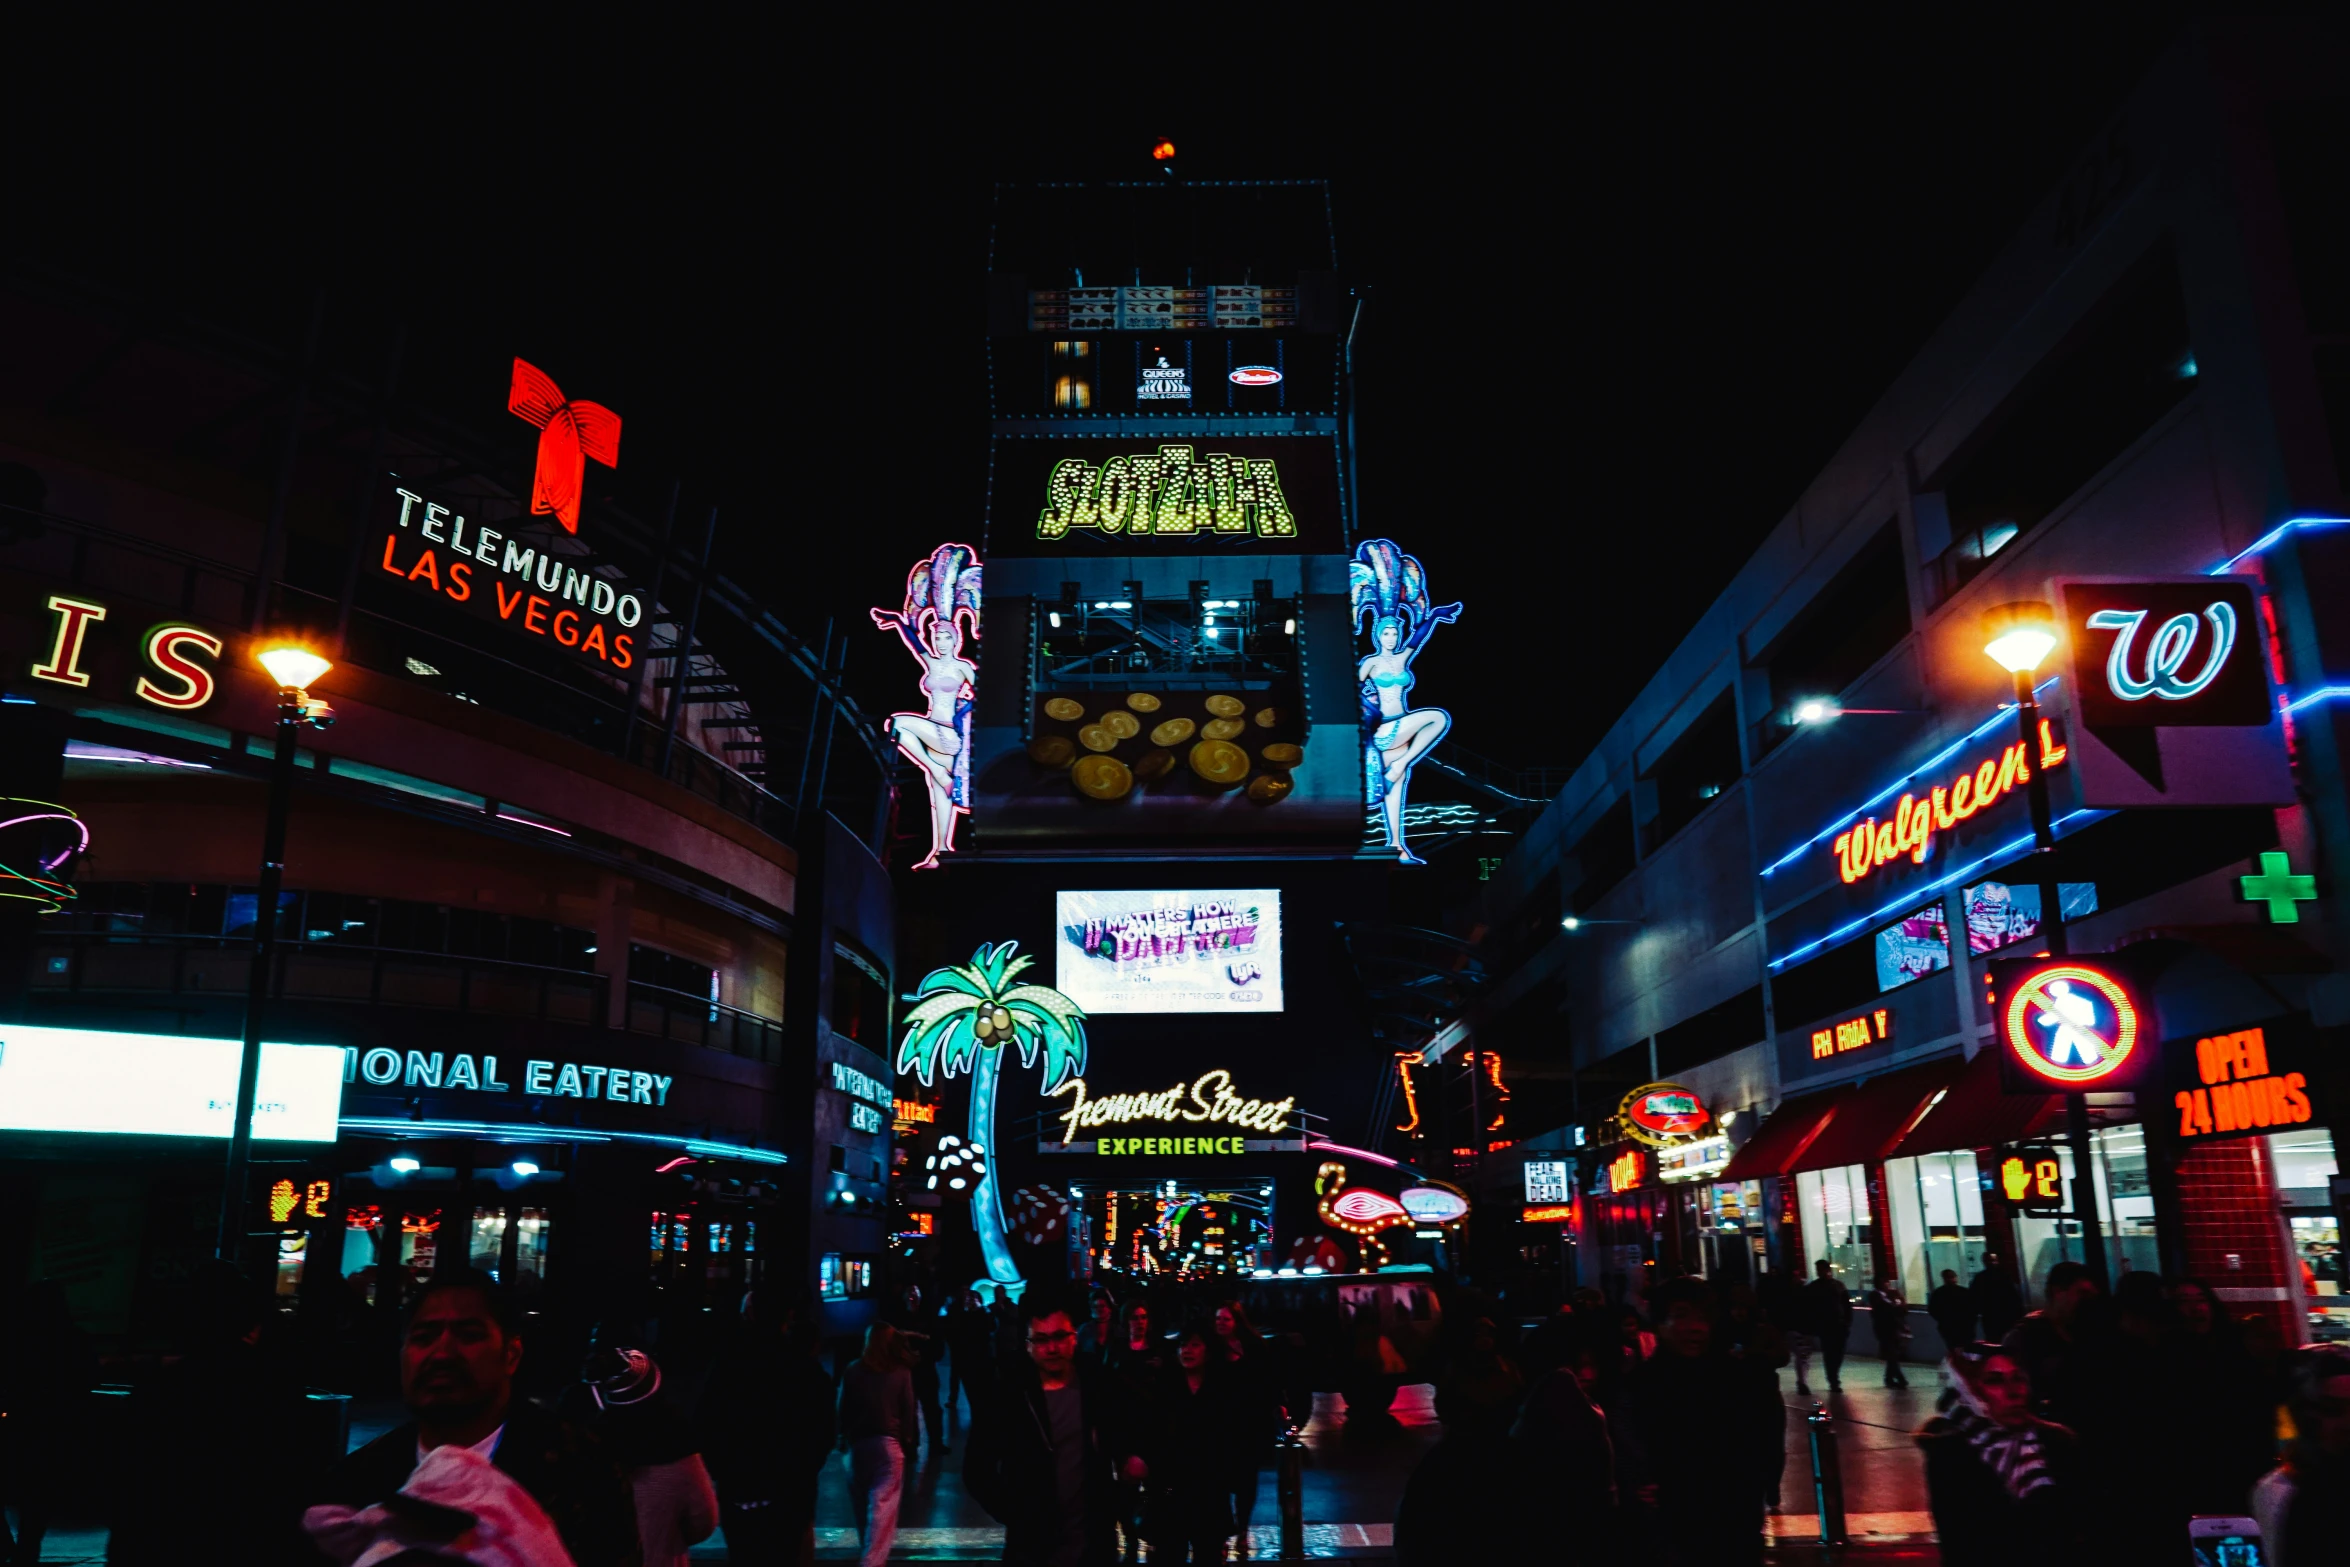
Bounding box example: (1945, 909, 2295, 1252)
(28, 934, 786, 1066)
(625, 979, 785, 1066)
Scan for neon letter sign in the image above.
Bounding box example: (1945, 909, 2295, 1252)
(30, 595, 106, 688)
(872, 543, 981, 870)
(507, 358, 621, 534)
(1351, 539, 1459, 865)
(1811, 1008, 1892, 1060)
(1035, 446, 1297, 540)
(897, 941, 1088, 1299)
(1831, 721, 2067, 885)
(2087, 601, 2237, 702)
(135, 624, 224, 711)
(1048, 1068, 1297, 1143)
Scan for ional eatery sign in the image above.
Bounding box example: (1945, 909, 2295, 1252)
(1042, 1068, 1303, 1153)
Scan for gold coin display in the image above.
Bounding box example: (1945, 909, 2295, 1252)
(1026, 735, 1076, 768)
(1247, 773, 1294, 802)
(1202, 717, 1245, 740)
(1254, 707, 1280, 728)
(1205, 693, 1245, 718)
(1125, 692, 1162, 712)
(1071, 754, 1134, 799)
(1259, 742, 1303, 767)
(1150, 717, 1196, 747)
(1079, 724, 1117, 753)
(1044, 697, 1085, 722)
(1101, 710, 1141, 739)
(1132, 748, 1175, 783)
(1188, 739, 1250, 785)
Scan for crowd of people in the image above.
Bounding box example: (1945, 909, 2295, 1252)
(12, 1251, 2350, 1563)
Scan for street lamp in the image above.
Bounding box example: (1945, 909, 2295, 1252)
(1978, 601, 2108, 1289)
(218, 642, 335, 1262)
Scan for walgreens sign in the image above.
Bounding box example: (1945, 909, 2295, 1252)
(1831, 721, 2068, 886)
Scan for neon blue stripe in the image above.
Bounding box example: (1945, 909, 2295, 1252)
(2285, 685, 2350, 715)
(1765, 808, 2109, 972)
(2207, 516, 2350, 576)
(339, 1116, 787, 1165)
(1758, 677, 2061, 879)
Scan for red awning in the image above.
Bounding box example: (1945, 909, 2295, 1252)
(1784, 1056, 1966, 1175)
(1719, 1086, 1849, 1181)
(1887, 1043, 2060, 1157)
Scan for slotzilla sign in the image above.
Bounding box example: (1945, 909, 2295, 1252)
(2053, 576, 2291, 808)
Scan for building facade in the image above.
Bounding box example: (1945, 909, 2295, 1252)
(1457, 26, 2350, 1345)
(0, 277, 898, 1352)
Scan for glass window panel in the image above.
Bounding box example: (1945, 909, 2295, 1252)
(1885, 1155, 1931, 1302)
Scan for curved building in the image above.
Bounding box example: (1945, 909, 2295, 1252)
(0, 277, 898, 1347)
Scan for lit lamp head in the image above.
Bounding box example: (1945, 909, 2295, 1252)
(256, 644, 335, 726)
(1792, 698, 1838, 725)
(1981, 601, 2059, 675)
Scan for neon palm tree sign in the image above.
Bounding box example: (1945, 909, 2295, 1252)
(896, 941, 1088, 1297)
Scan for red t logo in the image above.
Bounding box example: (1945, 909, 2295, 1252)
(508, 358, 621, 533)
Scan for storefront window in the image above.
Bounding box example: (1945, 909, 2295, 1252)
(2005, 1126, 2155, 1301)
(275, 1231, 308, 1301)
(1795, 1165, 1875, 1285)
(1883, 1151, 1987, 1302)
(2272, 1129, 2345, 1342)
(467, 1206, 552, 1290)
(1697, 1180, 1770, 1285)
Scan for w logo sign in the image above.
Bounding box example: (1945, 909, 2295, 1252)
(508, 358, 621, 533)
(2059, 578, 2271, 729)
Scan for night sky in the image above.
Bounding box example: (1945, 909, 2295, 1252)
(3, 14, 2201, 771)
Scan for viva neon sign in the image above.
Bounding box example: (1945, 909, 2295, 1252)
(2087, 601, 2237, 702)
(1832, 721, 2067, 885)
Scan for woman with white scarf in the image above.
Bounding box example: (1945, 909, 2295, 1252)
(1915, 1343, 2081, 1567)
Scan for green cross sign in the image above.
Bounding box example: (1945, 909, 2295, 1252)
(2240, 851, 2318, 924)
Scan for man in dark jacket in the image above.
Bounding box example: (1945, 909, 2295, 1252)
(1972, 1252, 2025, 1342)
(321, 1270, 641, 1567)
(964, 1291, 1130, 1566)
(1928, 1268, 1977, 1362)
(1802, 1261, 1854, 1392)
(1615, 1280, 1782, 1567)
(701, 1287, 837, 1563)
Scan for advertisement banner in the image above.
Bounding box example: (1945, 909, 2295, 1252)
(1053, 889, 1283, 1014)
(0, 1023, 346, 1141)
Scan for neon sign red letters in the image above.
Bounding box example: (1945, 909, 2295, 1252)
(1832, 721, 2067, 885)
(508, 358, 621, 534)
(1811, 1007, 1892, 1060)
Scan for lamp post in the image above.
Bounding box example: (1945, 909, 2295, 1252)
(217, 645, 335, 1262)
(1981, 602, 2109, 1291)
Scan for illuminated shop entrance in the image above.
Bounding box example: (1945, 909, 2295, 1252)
(1072, 1179, 1274, 1280)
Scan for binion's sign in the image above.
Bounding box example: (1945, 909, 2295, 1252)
(1617, 1083, 1710, 1147)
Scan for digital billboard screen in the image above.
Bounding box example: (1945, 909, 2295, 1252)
(987, 434, 1342, 558)
(1055, 889, 1283, 1014)
(0, 1023, 346, 1141)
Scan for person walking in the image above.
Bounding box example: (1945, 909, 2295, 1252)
(0, 1280, 94, 1567)
(2254, 1344, 2350, 1564)
(700, 1288, 836, 1567)
(1999, 1260, 2102, 1426)
(1078, 1288, 1119, 1367)
(1866, 1278, 1912, 1387)
(1916, 1344, 2081, 1567)
(1211, 1301, 1279, 1555)
(1802, 1261, 1853, 1392)
(317, 1269, 641, 1567)
(1928, 1268, 1977, 1370)
(964, 1292, 1127, 1566)
(564, 1337, 718, 1567)
(1107, 1299, 1167, 1552)
(840, 1321, 919, 1567)
(1972, 1252, 2024, 1343)
(1143, 1324, 1242, 1564)
(2167, 1277, 2273, 1518)
(949, 1287, 999, 1422)
(1776, 1266, 1823, 1394)
(1613, 1281, 1782, 1567)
